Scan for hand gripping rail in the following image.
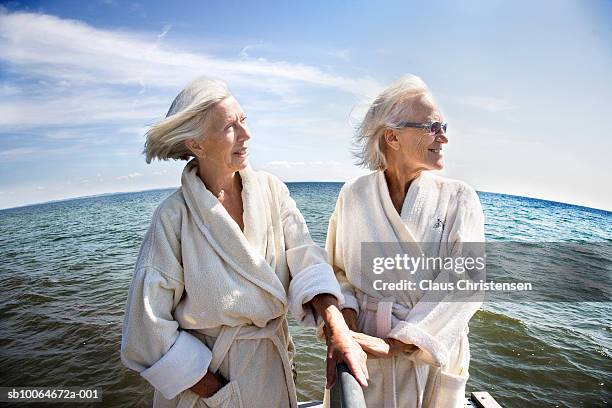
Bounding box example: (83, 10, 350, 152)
(329, 363, 366, 408)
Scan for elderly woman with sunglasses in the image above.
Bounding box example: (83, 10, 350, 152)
(325, 75, 485, 408)
(121, 77, 368, 408)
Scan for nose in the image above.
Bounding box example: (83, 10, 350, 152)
(435, 132, 448, 144)
(236, 121, 251, 142)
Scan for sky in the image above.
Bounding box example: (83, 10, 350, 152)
(0, 0, 611, 210)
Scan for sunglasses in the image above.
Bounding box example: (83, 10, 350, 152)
(396, 121, 447, 135)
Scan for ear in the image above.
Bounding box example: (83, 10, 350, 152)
(383, 128, 400, 151)
(185, 138, 206, 158)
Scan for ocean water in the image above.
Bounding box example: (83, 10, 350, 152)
(0, 183, 610, 407)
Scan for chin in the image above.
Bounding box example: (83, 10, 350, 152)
(429, 160, 444, 170)
(234, 158, 249, 170)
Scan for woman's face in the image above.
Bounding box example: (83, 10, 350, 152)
(388, 95, 448, 171)
(200, 96, 251, 173)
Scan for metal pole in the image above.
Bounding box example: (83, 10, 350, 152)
(329, 363, 367, 408)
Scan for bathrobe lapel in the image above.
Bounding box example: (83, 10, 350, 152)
(375, 171, 441, 301)
(376, 171, 419, 244)
(181, 160, 288, 306)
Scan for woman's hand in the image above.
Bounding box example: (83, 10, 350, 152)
(190, 371, 228, 398)
(351, 331, 417, 359)
(310, 294, 369, 389)
(325, 324, 369, 389)
(323, 308, 358, 338)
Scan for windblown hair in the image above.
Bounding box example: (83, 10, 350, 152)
(144, 77, 231, 163)
(353, 74, 436, 170)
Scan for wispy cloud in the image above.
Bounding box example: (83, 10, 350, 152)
(157, 24, 172, 41)
(0, 146, 81, 162)
(0, 10, 382, 96)
(0, 147, 38, 159)
(0, 93, 166, 129)
(0, 7, 383, 162)
(115, 172, 143, 180)
(239, 42, 265, 59)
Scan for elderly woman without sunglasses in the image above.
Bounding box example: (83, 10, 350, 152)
(121, 77, 368, 408)
(325, 75, 485, 408)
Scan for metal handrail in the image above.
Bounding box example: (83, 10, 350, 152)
(329, 363, 366, 408)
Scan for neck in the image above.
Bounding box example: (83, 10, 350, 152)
(384, 161, 423, 202)
(195, 159, 241, 198)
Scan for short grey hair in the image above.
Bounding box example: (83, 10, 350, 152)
(144, 76, 231, 163)
(353, 74, 436, 170)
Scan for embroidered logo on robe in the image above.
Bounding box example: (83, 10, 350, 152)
(433, 218, 445, 229)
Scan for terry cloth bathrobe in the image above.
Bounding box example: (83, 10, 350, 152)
(325, 171, 485, 408)
(121, 159, 343, 408)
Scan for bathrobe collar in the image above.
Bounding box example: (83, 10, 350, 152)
(376, 170, 424, 244)
(180, 159, 288, 306)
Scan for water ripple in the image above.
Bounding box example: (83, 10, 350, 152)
(0, 186, 610, 407)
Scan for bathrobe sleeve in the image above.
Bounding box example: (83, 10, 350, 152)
(276, 179, 344, 326)
(388, 185, 485, 369)
(325, 193, 359, 314)
(121, 204, 213, 400)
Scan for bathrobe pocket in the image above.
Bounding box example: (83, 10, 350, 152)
(197, 380, 243, 408)
(436, 371, 468, 408)
(435, 330, 469, 408)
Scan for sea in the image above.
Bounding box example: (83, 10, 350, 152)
(0, 183, 610, 407)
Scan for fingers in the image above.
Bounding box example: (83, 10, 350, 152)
(344, 352, 369, 387)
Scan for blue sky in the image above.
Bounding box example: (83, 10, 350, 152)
(0, 0, 610, 210)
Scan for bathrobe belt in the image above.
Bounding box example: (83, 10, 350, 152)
(357, 291, 439, 408)
(176, 316, 297, 408)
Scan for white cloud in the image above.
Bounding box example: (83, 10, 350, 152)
(115, 172, 142, 180)
(0, 91, 167, 129)
(0, 83, 22, 96)
(157, 24, 172, 41)
(266, 161, 306, 168)
(42, 128, 100, 140)
(0, 7, 383, 171)
(0, 146, 80, 162)
(238, 43, 265, 59)
(0, 147, 38, 158)
(0, 10, 382, 96)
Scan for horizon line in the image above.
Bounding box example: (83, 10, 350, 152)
(0, 184, 610, 214)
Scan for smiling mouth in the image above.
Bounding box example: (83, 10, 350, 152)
(428, 148, 442, 153)
(234, 148, 248, 157)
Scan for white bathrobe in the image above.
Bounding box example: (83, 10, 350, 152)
(326, 170, 485, 408)
(121, 159, 343, 408)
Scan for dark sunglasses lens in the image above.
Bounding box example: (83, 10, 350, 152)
(430, 122, 447, 134)
(430, 122, 441, 134)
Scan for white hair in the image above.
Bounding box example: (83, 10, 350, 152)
(144, 76, 231, 163)
(353, 74, 437, 170)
